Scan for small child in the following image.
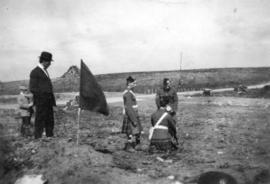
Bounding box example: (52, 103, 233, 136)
(17, 86, 33, 137)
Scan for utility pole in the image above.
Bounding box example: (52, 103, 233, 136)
(178, 51, 183, 91)
(180, 51, 183, 71)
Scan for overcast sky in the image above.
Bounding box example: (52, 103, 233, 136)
(0, 0, 269, 81)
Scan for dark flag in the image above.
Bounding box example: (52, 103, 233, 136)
(79, 60, 109, 116)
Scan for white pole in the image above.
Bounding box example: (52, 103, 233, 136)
(179, 51, 183, 90)
(180, 51, 183, 71)
(76, 108, 81, 145)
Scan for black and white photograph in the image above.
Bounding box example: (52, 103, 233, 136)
(0, 0, 270, 183)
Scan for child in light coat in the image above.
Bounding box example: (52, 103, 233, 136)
(17, 86, 33, 137)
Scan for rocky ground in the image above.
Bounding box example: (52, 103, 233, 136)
(0, 96, 270, 184)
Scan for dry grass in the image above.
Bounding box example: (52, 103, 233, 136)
(1, 95, 270, 184)
(1, 67, 270, 95)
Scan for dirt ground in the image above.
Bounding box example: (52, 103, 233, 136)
(0, 96, 270, 184)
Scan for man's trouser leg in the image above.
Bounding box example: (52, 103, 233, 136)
(35, 105, 46, 139)
(45, 106, 54, 137)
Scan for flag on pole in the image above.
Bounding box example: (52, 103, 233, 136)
(79, 60, 109, 116)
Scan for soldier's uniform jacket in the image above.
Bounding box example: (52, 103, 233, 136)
(150, 108, 176, 143)
(155, 87, 178, 112)
(17, 93, 32, 117)
(122, 89, 142, 135)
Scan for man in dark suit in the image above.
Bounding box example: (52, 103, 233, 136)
(29, 51, 56, 139)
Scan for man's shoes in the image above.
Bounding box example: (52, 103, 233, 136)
(124, 142, 136, 153)
(126, 147, 136, 153)
(46, 136, 55, 141)
(40, 136, 54, 142)
(134, 144, 143, 151)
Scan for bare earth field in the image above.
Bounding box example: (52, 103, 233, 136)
(0, 94, 270, 184)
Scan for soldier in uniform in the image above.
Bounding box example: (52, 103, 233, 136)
(149, 96, 178, 153)
(122, 76, 142, 152)
(155, 78, 178, 117)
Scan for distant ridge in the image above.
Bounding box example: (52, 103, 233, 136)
(54, 65, 80, 93)
(61, 65, 80, 78)
(1, 67, 270, 95)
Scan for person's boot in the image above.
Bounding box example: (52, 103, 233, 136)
(124, 142, 135, 153)
(136, 138, 140, 145)
(134, 137, 141, 150)
(134, 144, 143, 151)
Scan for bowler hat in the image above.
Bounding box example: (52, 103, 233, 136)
(39, 51, 53, 62)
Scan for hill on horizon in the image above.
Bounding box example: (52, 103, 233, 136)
(1, 66, 270, 95)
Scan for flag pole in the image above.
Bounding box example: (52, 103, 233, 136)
(179, 51, 183, 79)
(77, 59, 82, 146)
(76, 108, 81, 145)
(178, 51, 183, 91)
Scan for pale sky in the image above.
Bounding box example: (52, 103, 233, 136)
(0, 0, 270, 81)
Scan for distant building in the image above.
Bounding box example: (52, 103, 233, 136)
(234, 84, 248, 94)
(202, 88, 212, 96)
